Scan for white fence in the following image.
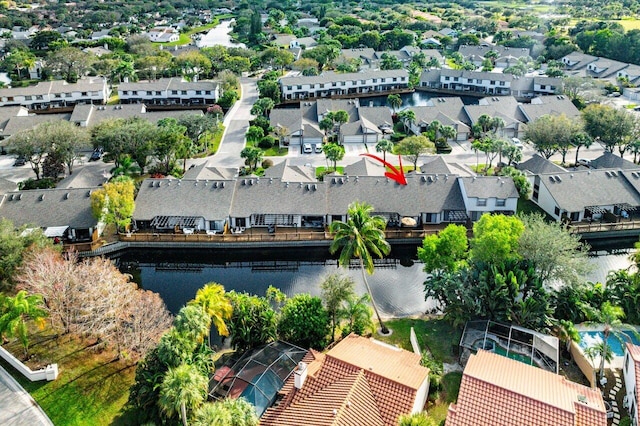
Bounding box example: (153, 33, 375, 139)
(410, 327, 421, 355)
(0, 346, 58, 381)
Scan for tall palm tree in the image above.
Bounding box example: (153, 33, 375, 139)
(398, 109, 416, 134)
(159, 363, 208, 426)
(0, 290, 47, 357)
(587, 301, 630, 379)
(440, 125, 456, 142)
(189, 282, 232, 337)
(339, 293, 374, 336)
(173, 305, 212, 345)
(329, 202, 391, 334)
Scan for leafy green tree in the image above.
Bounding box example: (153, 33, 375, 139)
(157, 328, 197, 369)
(178, 114, 219, 153)
(0, 290, 47, 357)
(498, 166, 530, 199)
(387, 94, 402, 113)
(572, 132, 593, 166)
(330, 201, 391, 334)
(218, 90, 238, 109)
(159, 363, 208, 426)
(46, 46, 93, 82)
(156, 118, 188, 175)
(524, 114, 576, 162)
(110, 155, 141, 178)
(582, 104, 636, 156)
(380, 53, 403, 70)
(90, 176, 135, 232)
(320, 274, 356, 342)
(332, 110, 349, 142)
(606, 269, 640, 324)
(470, 214, 524, 265)
(0, 219, 53, 291)
(3, 48, 36, 81)
(189, 283, 232, 337)
(44, 121, 90, 175)
(240, 146, 263, 172)
(246, 125, 265, 143)
(395, 135, 435, 171)
(517, 213, 592, 286)
(227, 291, 277, 352)
(418, 224, 468, 273)
(278, 294, 329, 350)
(7, 122, 55, 180)
(127, 347, 168, 424)
(250, 98, 275, 117)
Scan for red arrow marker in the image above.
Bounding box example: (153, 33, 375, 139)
(360, 153, 407, 185)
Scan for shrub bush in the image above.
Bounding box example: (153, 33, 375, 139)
(258, 135, 276, 149)
(262, 158, 273, 169)
(19, 177, 57, 190)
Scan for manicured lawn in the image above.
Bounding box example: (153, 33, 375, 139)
(378, 317, 462, 363)
(614, 18, 640, 31)
(316, 166, 345, 177)
(0, 327, 136, 426)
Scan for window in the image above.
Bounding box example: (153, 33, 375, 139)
(287, 86, 292, 90)
(361, 80, 366, 84)
(496, 198, 506, 207)
(319, 84, 324, 88)
(122, 91, 128, 95)
(477, 198, 487, 207)
(205, 90, 211, 95)
(54, 94, 62, 98)
(297, 85, 302, 89)
(25, 96, 32, 100)
(332, 82, 337, 87)
(147, 91, 152, 95)
(453, 77, 459, 82)
(352, 80, 357, 85)
(540, 85, 546, 90)
(65, 93, 72, 97)
(467, 78, 473, 83)
(181, 90, 187, 95)
(570, 212, 580, 221)
(156, 91, 162, 95)
(195, 90, 201, 95)
(490, 80, 495, 85)
(499, 81, 505, 86)
(444, 76, 450, 81)
(554, 206, 560, 216)
(401, 77, 406, 81)
(341, 81, 346, 86)
(171, 90, 178, 95)
(373, 79, 377, 83)
(81, 92, 88, 96)
(36, 95, 43, 100)
(476, 79, 482, 84)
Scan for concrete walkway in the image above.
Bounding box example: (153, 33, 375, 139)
(0, 365, 53, 426)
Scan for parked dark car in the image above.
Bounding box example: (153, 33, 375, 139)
(89, 148, 104, 162)
(12, 156, 26, 167)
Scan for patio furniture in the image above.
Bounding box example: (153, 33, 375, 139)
(206, 230, 218, 235)
(183, 228, 195, 234)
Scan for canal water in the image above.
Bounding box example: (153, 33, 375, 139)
(116, 243, 635, 316)
(360, 91, 479, 109)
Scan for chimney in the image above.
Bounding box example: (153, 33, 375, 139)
(294, 362, 308, 389)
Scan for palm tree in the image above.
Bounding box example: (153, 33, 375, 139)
(552, 319, 581, 354)
(584, 341, 614, 378)
(428, 120, 442, 140)
(375, 139, 395, 163)
(398, 411, 437, 426)
(340, 293, 374, 337)
(111, 155, 141, 177)
(397, 109, 416, 134)
(333, 110, 349, 144)
(159, 363, 208, 426)
(387, 94, 402, 114)
(440, 125, 456, 142)
(173, 305, 212, 345)
(587, 301, 631, 379)
(321, 274, 356, 342)
(0, 290, 47, 357)
(329, 202, 391, 334)
(189, 283, 232, 337)
(477, 114, 493, 135)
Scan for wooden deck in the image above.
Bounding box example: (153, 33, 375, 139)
(118, 225, 447, 244)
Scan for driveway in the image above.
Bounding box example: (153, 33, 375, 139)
(0, 366, 53, 426)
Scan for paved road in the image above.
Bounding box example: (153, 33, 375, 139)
(0, 365, 53, 426)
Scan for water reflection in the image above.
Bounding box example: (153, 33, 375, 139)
(116, 244, 636, 316)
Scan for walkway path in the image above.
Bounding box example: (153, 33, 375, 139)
(608, 369, 622, 426)
(0, 365, 53, 426)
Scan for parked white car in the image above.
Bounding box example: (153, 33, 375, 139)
(511, 138, 524, 149)
(303, 143, 313, 153)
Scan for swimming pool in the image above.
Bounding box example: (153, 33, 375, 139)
(578, 330, 640, 356)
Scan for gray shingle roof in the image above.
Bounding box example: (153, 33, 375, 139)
(459, 176, 519, 199)
(591, 152, 640, 170)
(70, 104, 204, 127)
(419, 157, 454, 175)
(0, 77, 106, 97)
(343, 157, 386, 177)
(230, 178, 326, 217)
(263, 160, 317, 182)
(118, 77, 219, 92)
(279, 69, 408, 86)
(518, 95, 580, 122)
(541, 169, 640, 212)
(517, 154, 566, 175)
(133, 178, 234, 221)
(57, 167, 109, 189)
(182, 163, 238, 180)
(0, 187, 97, 228)
(1, 113, 71, 139)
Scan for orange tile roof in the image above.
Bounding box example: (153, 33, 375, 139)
(326, 334, 428, 390)
(626, 343, 640, 425)
(260, 334, 429, 426)
(446, 350, 606, 426)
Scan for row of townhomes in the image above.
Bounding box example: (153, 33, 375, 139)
(0, 77, 222, 109)
(278, 69, 410, 101)
(419, 68, 561, 98)
(0, 156, 519, 243)
(268, 94, 580, 146)
(5, 150, 640, 245)
(561, 51, 640, 87)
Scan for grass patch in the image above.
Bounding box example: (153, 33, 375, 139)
(0, 326, 136, 426)
(613, 18, 640, 31)
(469, 164, 495, 175)
(517, 198, 551, 218)
(245, 140, 287, 156)
(441, 371, 463, 403)
(316, 166, 344, 177)
(377, 317, 461, 364)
